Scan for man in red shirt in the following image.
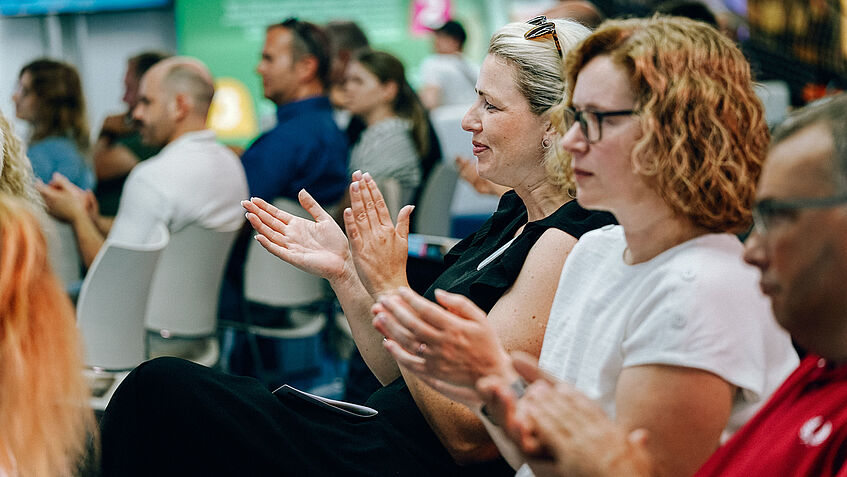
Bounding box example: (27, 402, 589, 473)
(480, 93, 847, 477)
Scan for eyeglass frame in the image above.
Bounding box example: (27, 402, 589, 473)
(752, 194, 847, 235)
(524, 15, 563, 59)
(562, 106, 637, 144)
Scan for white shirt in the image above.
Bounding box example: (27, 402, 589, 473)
(516, 225, 798, 477)
(419, 53, 477, 107)
(109, 130, 248, 244)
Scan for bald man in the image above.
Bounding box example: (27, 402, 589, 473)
(39, 57, 248, 268)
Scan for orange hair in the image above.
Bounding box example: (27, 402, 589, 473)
(0, 194, 95, 476)
(559, 16, 768, 233)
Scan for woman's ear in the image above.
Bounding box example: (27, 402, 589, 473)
(382, 80, 399, 104)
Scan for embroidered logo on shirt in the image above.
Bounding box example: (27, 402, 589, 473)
(799, 416, 833, 447)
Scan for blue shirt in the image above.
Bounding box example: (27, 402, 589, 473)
(218, 96, 348, 326)
(241, 96, 348, 204)
(28, 136, 94, 189)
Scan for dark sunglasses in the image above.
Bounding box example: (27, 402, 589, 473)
(524, 15, 563, 59)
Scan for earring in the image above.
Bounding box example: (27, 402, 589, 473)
(541, 137, 552, 149)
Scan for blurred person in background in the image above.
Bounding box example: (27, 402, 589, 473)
(419, 19, 477, 110)
(343, 50, 429, 211)
(38, 57, 247, 273)
(93, 51, 170, 217)
(324, 19, 370, 129)
(13, 59, 93, 190)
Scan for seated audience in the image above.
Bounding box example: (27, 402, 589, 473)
(99, 18, 614, 476)
(93, 51, 170, 216)
(479, 89, 847, 477)
(0, 193, 96, 476)
(343, 50, 429, 211)
(37, 57, 248, 270)
(13, 59, 93, 189)
(373, 16, 798, 477)
(324, 19, 370, 129)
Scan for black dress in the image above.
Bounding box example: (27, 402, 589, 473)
(99, 191, 615, 477)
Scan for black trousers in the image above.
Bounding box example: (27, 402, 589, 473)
(100, 357, 512, 476)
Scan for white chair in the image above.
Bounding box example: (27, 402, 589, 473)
(428, 103, 499, 233)
(241, 198, 330, 382)
(43, 216, 82, 287)
(77, 223, 169, 411)
(412, 161, 460, 236)
(145, 224, 239, 367)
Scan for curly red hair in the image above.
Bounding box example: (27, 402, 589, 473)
(560, 16, 768, 232)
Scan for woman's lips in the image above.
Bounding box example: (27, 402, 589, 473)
(472, 141, 489, 155)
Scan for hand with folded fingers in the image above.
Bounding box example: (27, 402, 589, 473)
(36, 172, 89, 223)
(243, 189, 354, 282)
(343, 170, 414, 298)
(479, 352, 654, 477)
(372, 286, 515, 406)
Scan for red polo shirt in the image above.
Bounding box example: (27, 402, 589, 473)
(696, 354, 847, 476)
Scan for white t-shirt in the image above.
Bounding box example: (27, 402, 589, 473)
(515, 225, 798, 477)
(109, 129, 249, 244)
(419, 53, 477, 107)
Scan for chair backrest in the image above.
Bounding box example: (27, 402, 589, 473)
(145, 224, 239, 337)
(43, 216, 82, 286)
(77, 224, 169, 371)
(412, 161, 459, 236)
(244, 198, 328, 308)
(429, 103, 473, 161)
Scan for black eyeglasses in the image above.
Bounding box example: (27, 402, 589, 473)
(562, 106, 636, 143)
(524, 15, 562, 59)
(752, 194, 847, 235)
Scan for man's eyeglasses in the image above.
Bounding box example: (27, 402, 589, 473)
(752, 194, 847, 235)
(524, 15, 562, 59)
(562, 107, 637, 143)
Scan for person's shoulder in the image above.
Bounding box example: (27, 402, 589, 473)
(31, 136, 80, 155)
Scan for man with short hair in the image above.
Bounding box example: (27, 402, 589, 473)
(38, 57, 248, 268)
(479, 93, 847, 477)
(218, 18, 348, 329)
(419, 19, 477, 110)
(93, 50, 170, 217)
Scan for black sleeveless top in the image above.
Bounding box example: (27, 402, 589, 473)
(366, 191, 616, 476)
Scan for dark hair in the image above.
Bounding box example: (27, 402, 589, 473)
(771, 93, 847, 191)
(434, 20, 467, 47)
(656, 1, 718, 28)
(272, 18, 332, 87)
(129, 51, 171, 79)
(355, 50, 430, 159)
(326, 20, 369, 55)
(19, 59, 89, 152)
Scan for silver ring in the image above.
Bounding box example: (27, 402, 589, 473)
(416, 342, 427, 357)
